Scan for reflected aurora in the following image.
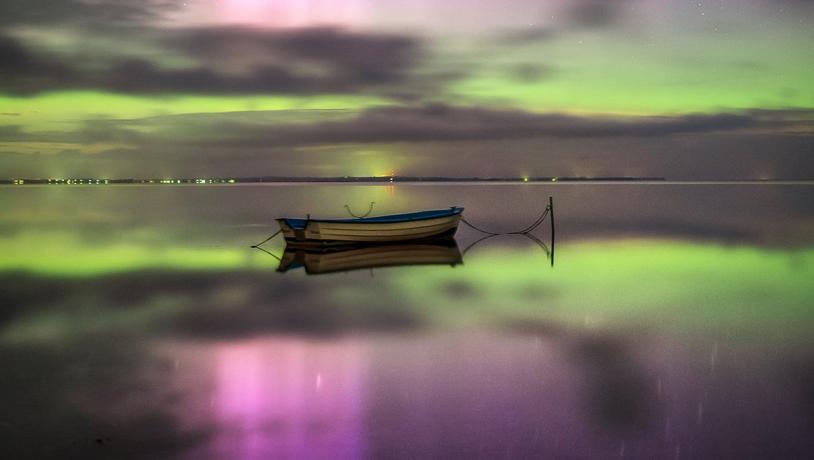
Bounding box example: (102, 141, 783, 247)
(379, 241, 814, 339)
(2, 231, 812, 342)
(0, 230, 269, 276)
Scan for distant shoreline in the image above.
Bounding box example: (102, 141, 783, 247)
(2, 176, 664, 186)
(2, 177, 813, 186)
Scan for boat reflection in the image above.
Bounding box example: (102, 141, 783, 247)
(256, 231, 554, 275)
(276, 239, 463, 275)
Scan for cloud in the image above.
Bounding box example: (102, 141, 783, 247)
(496, 0, 633, 44)
(496, 27, 558, 45)
(0, 27, 427, 96)
(566, 0, 632, 30)
(108, 105, 813, 149)
(0, 35, 77, 94)
(3, 106, 813, 180)
(164, 26, 419, 80)
(0, 0, 176, 27)
(8, 104, 808, 154)
(503, 63, 556, 83)
(0, 121, 145, 145)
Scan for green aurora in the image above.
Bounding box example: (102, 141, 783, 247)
(1, 0, 813, 178)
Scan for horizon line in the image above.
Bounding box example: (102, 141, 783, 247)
(3, 176, 814, 186)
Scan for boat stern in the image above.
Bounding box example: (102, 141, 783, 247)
(277, 218, 303, 241)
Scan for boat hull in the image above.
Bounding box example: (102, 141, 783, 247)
(277, 209, 462, 243)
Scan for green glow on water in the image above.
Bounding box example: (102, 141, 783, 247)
(386, 240, 814, 339)
(0, 231, 271, 276)
(1, 233, 812, 341)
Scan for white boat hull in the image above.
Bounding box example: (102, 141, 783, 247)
(277, 214, 462, 243)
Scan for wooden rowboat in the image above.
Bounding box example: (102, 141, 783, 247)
(277, 240, 462, 275)
(277, 207, 463, 244)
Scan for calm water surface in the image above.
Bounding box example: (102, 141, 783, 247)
(1, 184, 813, 459)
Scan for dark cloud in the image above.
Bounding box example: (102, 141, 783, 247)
(0, 122, 145, 145)
(567, 0, 631, 30)
(0, 0, 176, 27)
(116, 105, 813, 148)
(496, 26, 557, 45)
(98, 58, 314, 95)
(496, 0, 633, 43)
(0, 27, 426, 96)
(9, 104, 808, 153)
(0, 35, 77, 94)
(3, 106, 812, 180)
(504, 63, 555, 83)
(164, 26, 419, 83)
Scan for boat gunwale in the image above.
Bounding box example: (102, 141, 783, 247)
(315, 218, 459, 233)
(278, 206, 463, 230)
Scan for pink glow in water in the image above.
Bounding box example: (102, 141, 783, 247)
(175, 337, 366, 460)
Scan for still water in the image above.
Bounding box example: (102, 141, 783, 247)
(1, 184, 813, 459)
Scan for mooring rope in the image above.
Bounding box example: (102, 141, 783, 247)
(460, 206, 550, 236)
(250, 228, 281, 248)
(511, 207, 550, 234)
(459, 217, 501, 235)
(344, 202, 375, 218)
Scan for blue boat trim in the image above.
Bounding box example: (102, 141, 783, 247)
(281, 207, 463, 230)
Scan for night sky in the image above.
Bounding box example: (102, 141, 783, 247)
(1, 0, 813, 179)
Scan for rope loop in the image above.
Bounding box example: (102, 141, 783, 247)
(460, 205, 550, 236)
(345, 201, 375, 218)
